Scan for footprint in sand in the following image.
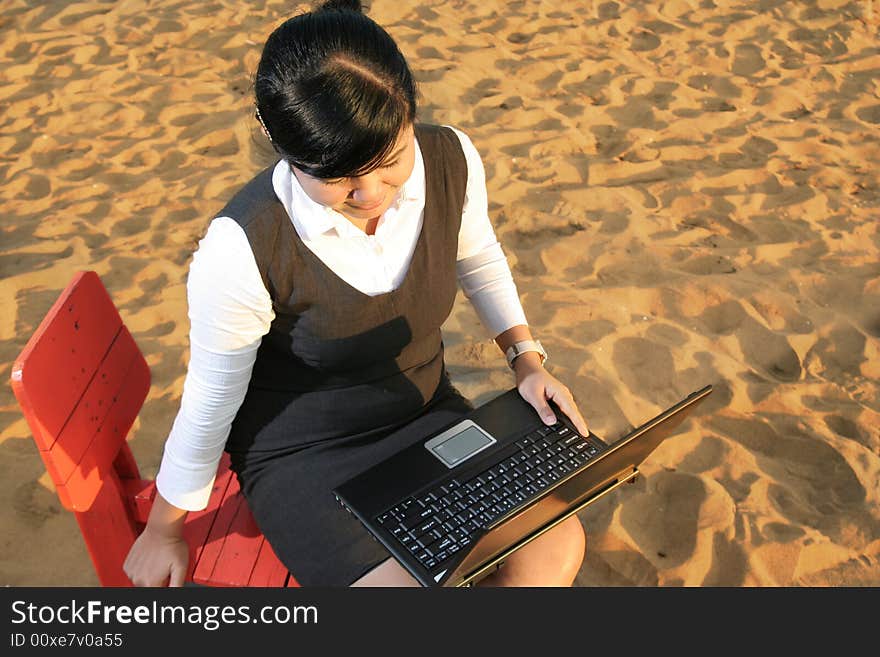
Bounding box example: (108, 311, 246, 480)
(804, 323, 867, 387)
(708, 414, 866, 528)
(731, 43, 765, 77)
(698, 300, 801, 383)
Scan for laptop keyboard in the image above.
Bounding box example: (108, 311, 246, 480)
(374, 421, 605, 574)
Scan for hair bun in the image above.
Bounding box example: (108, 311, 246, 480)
(315, 0, 364, 13)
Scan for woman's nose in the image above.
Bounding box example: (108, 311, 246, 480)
(350, 172, 384, 203)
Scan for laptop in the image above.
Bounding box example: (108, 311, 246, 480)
(333, 384, 713, 587)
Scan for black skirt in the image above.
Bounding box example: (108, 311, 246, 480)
(228, 375, 473, 586)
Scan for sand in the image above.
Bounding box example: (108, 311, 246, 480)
(1, 0, 878, 587)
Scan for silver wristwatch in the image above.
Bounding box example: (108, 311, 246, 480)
(505, 339, 548, 369)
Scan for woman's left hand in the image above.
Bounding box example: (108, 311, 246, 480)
(513, 353, 590, 437)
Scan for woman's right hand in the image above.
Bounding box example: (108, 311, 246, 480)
(123, 492, 190, 587)
(123, 525, 190, 587)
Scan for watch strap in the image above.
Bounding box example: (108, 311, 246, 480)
(505, 339, 547, 369)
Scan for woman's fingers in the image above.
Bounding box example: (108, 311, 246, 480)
(529, 391, 558, 425)
(169, 560, 186, 588)
(520, 377, 590, 437)
(547, 385, 589, 436)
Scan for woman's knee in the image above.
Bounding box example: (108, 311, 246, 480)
(553, 515, 586, 576)
(482, 515, 587, 586)
(350, 557, 421, 587)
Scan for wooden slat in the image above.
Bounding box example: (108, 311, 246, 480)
(58, 343, 151, 511)
(207, 487, 268, 586)
(192, 474, 250, 586)
(74, 470, 139, 587)
(249, 540, 290, 587)
(11, 271, 122, 451)
(186, 454, 236, 584)
(43, 327, 143, 488)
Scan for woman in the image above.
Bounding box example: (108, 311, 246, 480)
(124, 0, 589, 587)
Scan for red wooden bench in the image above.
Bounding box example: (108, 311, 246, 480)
(10, 270, 299, 587)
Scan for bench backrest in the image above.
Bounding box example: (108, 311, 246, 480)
(11, 271, 151, 584)
(12, 270, 150, 510)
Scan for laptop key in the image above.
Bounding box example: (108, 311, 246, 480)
(415, 518, 439, 535)
(498, 497, 516, 512)
(544, 433, 565, 446)
(435, 509, 452, 523)
(400, 504, 434, 529)
(435, 536, 455, 553)
(417, 533, 439, 549)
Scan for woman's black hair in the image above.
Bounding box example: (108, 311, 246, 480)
(254, 0, 417, 179)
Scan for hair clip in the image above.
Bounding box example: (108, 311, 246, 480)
(254, 106, 273, 143)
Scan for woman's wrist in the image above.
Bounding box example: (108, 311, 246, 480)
(145, 493, 188, 538)
(512, 351, 545, 376)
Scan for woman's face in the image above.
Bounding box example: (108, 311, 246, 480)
(291, 123, 416, 223)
